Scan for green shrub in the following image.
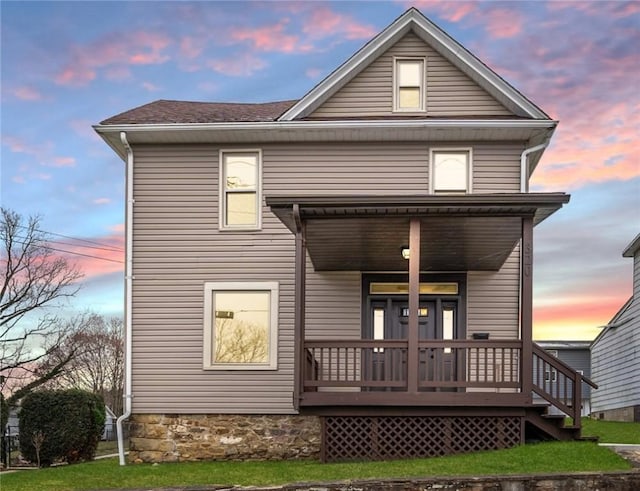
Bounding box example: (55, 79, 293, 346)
(18, 389, 106, 467)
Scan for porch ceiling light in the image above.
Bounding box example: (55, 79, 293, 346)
(401, 246, 410, 260)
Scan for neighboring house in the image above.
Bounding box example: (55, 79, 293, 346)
(535, 341, 592, 416)
(591, 234, 640, 422)
(95, 8, 590, 463)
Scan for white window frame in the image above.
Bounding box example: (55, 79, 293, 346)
(203, 281, 278, 370)
(219, 149, 262, 231)
(393, 57, 426, 112)
(429, 148, 473, 194)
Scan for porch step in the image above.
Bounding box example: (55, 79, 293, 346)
(525, 406, 585, 442)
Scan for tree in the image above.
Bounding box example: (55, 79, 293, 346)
(0, 208, 83, 416)
(42, 314, 124, 415)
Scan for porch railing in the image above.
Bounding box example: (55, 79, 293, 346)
(532, 343, 598, 427)
(303, 339, 522, 391)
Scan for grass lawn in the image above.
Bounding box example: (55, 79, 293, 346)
(0, 441, 632, 491)
(580, 418, 640, 444)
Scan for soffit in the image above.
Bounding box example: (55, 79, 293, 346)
(267, 194, 569, 272)
(95, 121, 555, 161)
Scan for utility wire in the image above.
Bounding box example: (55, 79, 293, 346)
(12, 239, 124, 264)
(15, 225, 125, 252)
(13, 234, 123, 254)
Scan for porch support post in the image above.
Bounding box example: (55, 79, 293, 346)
(293, 204, 306, 410)
(407, 218, 421, 393)
(520, 215, 534, 404)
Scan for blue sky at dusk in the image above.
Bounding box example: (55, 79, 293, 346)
(1, 1, 639, 340)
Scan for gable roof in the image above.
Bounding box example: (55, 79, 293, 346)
(280, 8, 549, 121)
(623, 232, 640, 258)
(100, 99, 297, 125)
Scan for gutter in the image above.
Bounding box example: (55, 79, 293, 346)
(94, 118, 558, 134)
(520, 142, 549, 193)
(116, 131, 134, 466)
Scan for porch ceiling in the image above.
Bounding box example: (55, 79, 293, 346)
(267, 193, 569, 272)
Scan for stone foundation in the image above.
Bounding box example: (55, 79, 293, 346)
(128, 414, 321, 463)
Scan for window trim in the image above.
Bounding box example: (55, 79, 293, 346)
(393, 57, 426, 113)
(203, 281, 278, 370)
(429, 147, 473, 194)
(219, 149, 263, 231)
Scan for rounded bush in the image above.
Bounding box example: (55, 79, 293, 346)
(18, 389, 106, 466)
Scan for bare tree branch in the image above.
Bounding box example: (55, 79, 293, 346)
(0, 208, 83, 401)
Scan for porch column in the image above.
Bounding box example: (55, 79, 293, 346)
(520, 215, 534, 403)
(407, 218, 421, 393)
(293, 204, 306, 409)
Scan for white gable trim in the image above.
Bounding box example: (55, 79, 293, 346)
(279, 8, 548, 121)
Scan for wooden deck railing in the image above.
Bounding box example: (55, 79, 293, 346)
(532, 343, 598, 427)
(303, 339, 522, 391)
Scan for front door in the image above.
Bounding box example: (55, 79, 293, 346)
(367, 297, 458, 390)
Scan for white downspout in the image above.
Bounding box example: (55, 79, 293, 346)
(116, 131, 134, 466)
(520, 142, 548, 192)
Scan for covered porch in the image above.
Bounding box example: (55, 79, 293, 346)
(267, 193, 602, 461)
(268, 194, 579, 406)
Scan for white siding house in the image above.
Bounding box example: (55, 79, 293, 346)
(591, 234, 640, 422)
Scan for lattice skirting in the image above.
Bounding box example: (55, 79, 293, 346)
(321, 415, 522, 462)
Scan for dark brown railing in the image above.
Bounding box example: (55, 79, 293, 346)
(304, 339, 522, 391)
(532, 343, 598, 427)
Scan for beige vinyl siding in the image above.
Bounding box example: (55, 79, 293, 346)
(131, 142, 523, 414)
(467, 246, 521, 340)
(473, 144, 522, 192)
(310, 32, 512, 118)
(132, 145, 294, 414)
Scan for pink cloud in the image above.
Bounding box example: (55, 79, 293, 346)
(180, 36, 205, 59)
(11, 86, 44, 101)
(207, 53, 268, 77)
(51, 157, 76, 167)
(55, 30, 171, 87)
(109, 223, 125, 234)
(69, 119, 101, 141)
(93, 198, 111, 205)
(408, 1, 477, 22)
(58, 233, 125, 279)
(305, 67, 323, 79)
(302, 7, 376, 40)
(483, 8, 523, 39)
(141, 81, 161, 92)
(230, 20, 312, 53)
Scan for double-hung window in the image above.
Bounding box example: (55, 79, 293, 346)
(394, 58, 425, 112)
(203, 281, 278, 370)
(430, 149, 472, 194)
(220, 150, 261, 230)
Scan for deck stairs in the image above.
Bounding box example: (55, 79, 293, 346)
(526, 343, 599, 442)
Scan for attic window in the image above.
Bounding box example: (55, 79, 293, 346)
(394, 58, 425, 112)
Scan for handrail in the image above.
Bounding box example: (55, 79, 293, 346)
(532, 342, 597, 427)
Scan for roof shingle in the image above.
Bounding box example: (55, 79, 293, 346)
(100, 99, 298, 125)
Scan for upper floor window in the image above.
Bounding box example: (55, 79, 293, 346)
(394, 58, 425, 112)
(430, 149, 472, 194)
(220, 150, 261, 230)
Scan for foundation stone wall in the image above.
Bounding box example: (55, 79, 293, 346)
(129, 414, 321, 463)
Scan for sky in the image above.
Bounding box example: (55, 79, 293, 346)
(1, 1, 639, 341)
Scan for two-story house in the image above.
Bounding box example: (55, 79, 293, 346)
(95, 8, 594, 463)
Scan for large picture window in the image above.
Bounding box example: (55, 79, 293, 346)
(430, 149, 472, 194)
(203, 282, 278, 370)
(220, 150, 261, 230)
(394, 58, 425, 112)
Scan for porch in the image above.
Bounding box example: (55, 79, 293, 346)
(266, 194, 596, 460)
